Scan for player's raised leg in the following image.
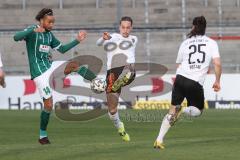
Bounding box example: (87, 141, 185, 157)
(112, 64, 135, 92)
(64, 61, 96, 81)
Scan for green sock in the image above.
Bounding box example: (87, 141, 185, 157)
(40, 110, 51, 138)
(77, 66, 96, 81)
(40, 129, 47, 139)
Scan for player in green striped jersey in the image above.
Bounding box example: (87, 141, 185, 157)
(14, 8, 96, 144)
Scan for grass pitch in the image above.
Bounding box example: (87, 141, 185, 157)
(0, 109, 239, 160)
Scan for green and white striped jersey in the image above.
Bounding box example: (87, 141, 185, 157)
(14, 25, 79, 79)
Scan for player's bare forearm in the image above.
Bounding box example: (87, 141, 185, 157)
(213, 58, 222, 82)
(215, 66, 221, 82)
(212, 57, 221, 92)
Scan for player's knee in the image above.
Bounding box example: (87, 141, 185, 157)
(186, 106, 202, 117)
(43, 98, 53, 111)
(191, 108, 202, 117)
(44, 104, 53, 112)
(108, 108, 117, 115)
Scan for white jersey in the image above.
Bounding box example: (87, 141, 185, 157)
(176, 35, 220, 85)
(0, 52, 3, 68)
(96, 33, 138, 70)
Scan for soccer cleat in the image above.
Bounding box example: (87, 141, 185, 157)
(112, 72, 132, 92)
(38, 137, 51, 145)
(118, 122, 130, 142)
(154, 140, 165, 149)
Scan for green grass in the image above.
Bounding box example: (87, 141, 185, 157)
(0, 109, 240, 160)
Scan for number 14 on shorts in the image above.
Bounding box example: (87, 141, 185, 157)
(43, 86, 51, 95)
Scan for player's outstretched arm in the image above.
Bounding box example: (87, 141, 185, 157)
(55, 31, 87, 54)
(13, 26, 36, 41)
(96, 32, 111, 46)
(212, 57, 222, 92)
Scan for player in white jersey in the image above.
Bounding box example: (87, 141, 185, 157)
(154, 16, 222, 149)
(96, 16, 138, 142)
(0, 51, 6, 88)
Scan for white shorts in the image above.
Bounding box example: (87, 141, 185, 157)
(34, 68, 53, 99)
(33, 61, 65, 99)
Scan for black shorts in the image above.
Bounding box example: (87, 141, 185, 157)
(171, 74, 204, 110)
(106, 65, 135, 93)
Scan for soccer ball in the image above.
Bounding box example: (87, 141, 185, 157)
(90, 78, 106, 94)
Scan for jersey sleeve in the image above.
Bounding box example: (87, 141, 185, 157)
(96, 37, 105, 46)
(50, 33, 62, 49)
(211, 40, 220, 58)
(176, 42, 184, 63)
(96, 33, 114, 46)
(50, 32, 79, 54)
(13, 25, 36, 41)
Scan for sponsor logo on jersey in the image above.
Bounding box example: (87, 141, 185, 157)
(39, 45, 50, 53)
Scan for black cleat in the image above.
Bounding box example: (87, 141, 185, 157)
(38, 137, 51, 145)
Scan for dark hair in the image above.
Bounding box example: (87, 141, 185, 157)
(187, 16, 207, 38)
(35, 8, 53, 21)
(120, 16, 133, 26)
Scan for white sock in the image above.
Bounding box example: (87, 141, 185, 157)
(108, 111, 121, 129)
(183, 106, 201, 117)
(157, 114, 171, 143)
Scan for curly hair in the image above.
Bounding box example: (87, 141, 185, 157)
(35, 8, 53, 21)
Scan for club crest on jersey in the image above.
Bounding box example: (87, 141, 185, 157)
(39, 44, 50, 53)
(132, 38, 135, 43)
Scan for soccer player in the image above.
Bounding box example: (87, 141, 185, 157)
(0, 51, 6, 88)
(96, 16, 138, 141)
(154, 16, 222, 149)
(13, 8, 96, 144)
